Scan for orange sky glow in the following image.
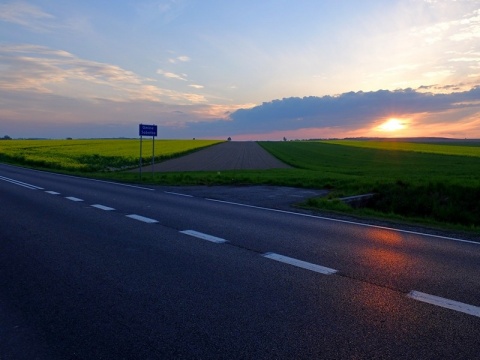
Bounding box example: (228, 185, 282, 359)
(0, 1, 479, 139)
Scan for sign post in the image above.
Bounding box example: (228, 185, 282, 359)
(139, 124, 157, 180)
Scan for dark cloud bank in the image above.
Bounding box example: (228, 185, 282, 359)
(2, 86, 480, 139)
(178, 86, 480, 137)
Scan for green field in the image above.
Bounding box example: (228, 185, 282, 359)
(0, 139, 223, 172)
(258, 140, 480, 188)
(259, 140, 480, 231)
(109, 139, 480, 231)
(327, 139, 480, 157)
(1, 138, 479, 232)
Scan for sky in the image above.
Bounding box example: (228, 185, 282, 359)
(1, 0, 480, 140)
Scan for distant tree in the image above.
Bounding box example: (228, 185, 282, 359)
(227, 137, 232, 141)
(66, 137, 73, 140)
(283, 137, 287, 141)
(2, 135, 12, 140)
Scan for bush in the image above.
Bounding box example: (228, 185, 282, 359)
(366, 182, 480, 228)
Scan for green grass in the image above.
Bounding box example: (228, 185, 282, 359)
(0, 139, 223, 172)
(258, 140, 480, 231)
(327, 139, 480, 157)
(258, 140, 480, 190)
(1, 138, 479, 233)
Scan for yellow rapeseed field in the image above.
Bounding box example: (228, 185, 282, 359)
(0, 139, 223, 171)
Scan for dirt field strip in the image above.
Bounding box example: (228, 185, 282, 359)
(138, 141, 291, 172)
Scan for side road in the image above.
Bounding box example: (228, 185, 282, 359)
(135, 141, 291, 172)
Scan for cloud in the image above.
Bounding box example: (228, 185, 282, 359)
(412, 8, 480, 44)
(0, 1, 55, 31)
(0, 44, 143, 92)
(1, 44, 479, 140)
(2, 83, 480, 139)
(172, 86, 480, 138)
(135, 0, 187, 25)
(0, 88, 214, 138)
(156, 69, 188, 81)
(235, 87, 479, 124)
(168, 55, 191, 64)
(0, 1, 90, 34)
(0, 44, 205, 104)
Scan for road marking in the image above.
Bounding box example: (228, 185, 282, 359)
(0, 175, 44, 190)
(180, 230, 227, 243)
(126, 214, 158, 223)
(65, 196, 83, 202)
(45, 191, 61, 195)
(262, 252, 338, 275)
(408, 291, 480, 318)
(91, 204, 115, 211)
(164, 191, 193, 197)
(205, 198, 480, 245)
(1, 163, 154, 191)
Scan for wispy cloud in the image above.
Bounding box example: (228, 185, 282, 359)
(168, 55, 191, 64)
(0, 1, 55, 31)
(135, 0, 187, 25)
(157, 69, 188, 81)
(412, 8, 480, 44)
(0, 44, 205, 105)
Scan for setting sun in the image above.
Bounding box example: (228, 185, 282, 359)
(376, 118, 407, 132)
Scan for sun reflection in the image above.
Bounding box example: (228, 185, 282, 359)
(337, 228, 424, 331)
(362, 229, 408, 273)
(366, 228, 404, 246)
(350, 229, 410, 319)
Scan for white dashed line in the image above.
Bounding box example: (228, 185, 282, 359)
(45, 191, 61, 195)
(408, 291, 480, 318)
(164, 191, 193, 197)
(262, 252, 338, 275)
(65, 196, 83, 202)
(180, 230, 227, 243)
(91, 204, 115, 211)
(126, 214, 158, 223)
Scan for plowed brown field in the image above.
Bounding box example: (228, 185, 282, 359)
(140, 141, 291, 172)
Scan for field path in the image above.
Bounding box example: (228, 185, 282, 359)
(141, 141, 291, 172)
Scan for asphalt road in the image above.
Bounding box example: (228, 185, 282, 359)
(1, 163, 479, 359)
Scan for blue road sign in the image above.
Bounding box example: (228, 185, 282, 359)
(139, 124, 157, 136)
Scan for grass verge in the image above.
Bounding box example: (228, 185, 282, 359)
(1, 139, 479, 234)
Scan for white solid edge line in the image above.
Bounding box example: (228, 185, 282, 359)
(205, 198, 480, 245)
(164, 191, 193, 197)
(65, 196, 83, 202)
(45, 191, 61, 195)
(0, 175, 44, 190)
(180, 230, 227, 243)
(263, 252, 337, 275)
(1, 163, 154, 191)
(91, 204, 115, 211)
(126, 214, 158, 223)
(408, 290, 480, 318)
